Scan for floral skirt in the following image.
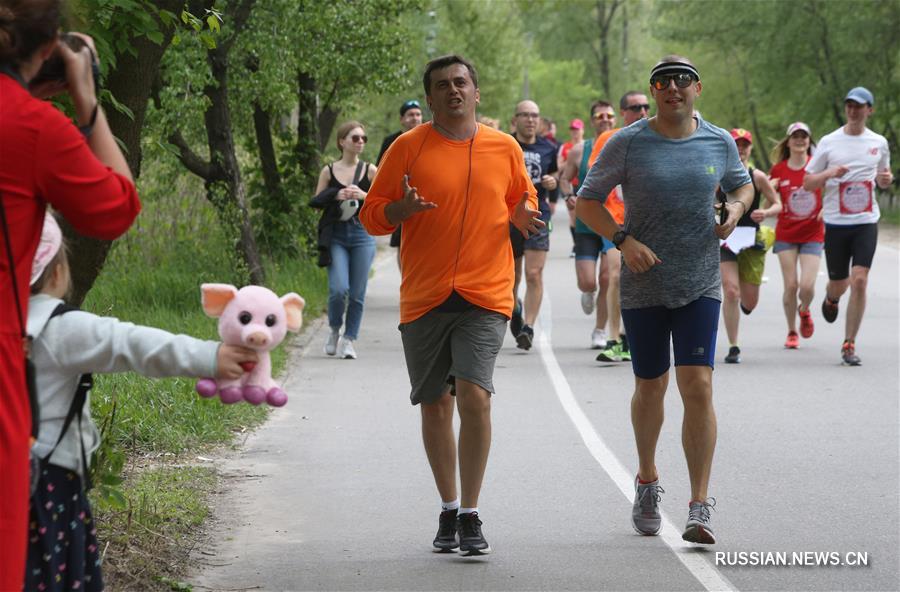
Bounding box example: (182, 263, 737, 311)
(25, 464, 103, 591)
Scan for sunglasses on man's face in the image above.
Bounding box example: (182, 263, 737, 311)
(350, 134, 368, 143)
(592, 112, 615, 120)
(650, 73, 696, 91)
(625, 104, 650, 113)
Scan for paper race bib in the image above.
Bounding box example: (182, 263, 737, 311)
(839, 180, 873, 214)
(786, 188, 818, 219)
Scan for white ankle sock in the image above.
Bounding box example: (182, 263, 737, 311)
(458, 506, 478, 516)
(441, 499, 460, 512)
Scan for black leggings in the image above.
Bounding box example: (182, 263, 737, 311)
(824, 223, 878, 280)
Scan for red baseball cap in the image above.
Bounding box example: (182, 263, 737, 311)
(569, 118, 584, 130)
(730, 128, 752, 144)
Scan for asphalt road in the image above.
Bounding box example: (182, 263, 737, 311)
(189, 210, 899, 592)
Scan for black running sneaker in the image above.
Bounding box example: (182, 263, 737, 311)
(724, 345, 741, 364)
(516, 324, 534, 351)
(432, 509, 459, 552)
(509, 298, 524, 338)
(822, 296, 839, 323)
(456, 512, 491, 556)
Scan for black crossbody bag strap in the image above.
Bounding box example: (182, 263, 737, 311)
(0, 191, 40, 439)
(40, 303, 94, 491)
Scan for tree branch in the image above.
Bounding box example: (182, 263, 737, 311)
(168, 130, 213, 180)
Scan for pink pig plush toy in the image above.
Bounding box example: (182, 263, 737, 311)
(195, 283, 305, 407)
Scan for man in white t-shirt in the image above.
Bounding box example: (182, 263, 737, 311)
(804, 87, 893, 366)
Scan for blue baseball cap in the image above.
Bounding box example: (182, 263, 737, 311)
(844, 87, 874, 106)
(400, 99, 421, 116)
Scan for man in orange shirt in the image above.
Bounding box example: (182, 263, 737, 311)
(359, 54, 542, 556)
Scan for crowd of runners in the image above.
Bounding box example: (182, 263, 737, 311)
(356, 54, 892, 556)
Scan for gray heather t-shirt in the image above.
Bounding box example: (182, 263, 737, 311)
(578, 116, 751, 309)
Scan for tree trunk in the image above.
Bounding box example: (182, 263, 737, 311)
(66, 0, 182, 307)
(593, 0, 621, 102)
(253, 104, 282, 197)
(202, 12, 265, 285)
(317, 106, 339, 153)
(295, 70, 320, 187)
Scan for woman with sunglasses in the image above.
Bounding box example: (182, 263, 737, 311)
(314, 121, 377, 359)
(768, 122, 823, 349)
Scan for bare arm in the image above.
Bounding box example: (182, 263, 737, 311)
(750, 169, 782, 222)
(804, 165, 848, 191)
(715, 182, 754, 239)
(314, 166, 331, 195)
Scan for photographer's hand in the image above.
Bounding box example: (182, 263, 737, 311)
(58, 33, 98, 125)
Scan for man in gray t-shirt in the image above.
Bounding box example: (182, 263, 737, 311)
(576, 55, 752, 546)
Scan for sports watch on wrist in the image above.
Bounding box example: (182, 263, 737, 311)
(612, 229, 629, 247)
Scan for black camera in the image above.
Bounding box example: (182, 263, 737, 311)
(30, 33, 100, 90)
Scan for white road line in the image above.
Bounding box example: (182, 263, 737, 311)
(537, 300, 737, 592)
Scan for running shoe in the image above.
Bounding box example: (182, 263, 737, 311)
(724, 345, 741, 364)
(324, 330, 340, 356)
(432, 509, 459, 553)
(784, 331, 800, 349)
(516, 325, 534, 350)
(821, 296, 839, 323)
(581, 291, 596, 315)
(510, 298, 524, 338)
(337, 337, 357, 359)
(841, 340, 861, 366)
(457, 512, 491, 556)
(632, 477, 664, 535)
(591, 328, 608, 350)
(799, 308, 815, 338)
(682, 498, 716, 544)
(597, 341, 630, 362)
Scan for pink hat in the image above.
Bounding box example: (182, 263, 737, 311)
(569, 118, 584, 130)
(786, 121, 811, 136)
(30, 211, 62, 286)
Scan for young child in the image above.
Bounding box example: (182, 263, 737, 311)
(25, 211, 257, 591)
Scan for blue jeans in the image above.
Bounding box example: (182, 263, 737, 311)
(328, 219, 376, 340)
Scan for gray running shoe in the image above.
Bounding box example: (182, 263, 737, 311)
(632, 477, 664, 535)
(324, 330, 340, 356)
(682, 498, 716, 544)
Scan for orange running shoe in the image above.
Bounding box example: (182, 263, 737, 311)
(799, 308, 815, 338)
(784, 331, 800, 349)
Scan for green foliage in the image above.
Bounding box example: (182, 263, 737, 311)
(652, 0, 900, 165)
(529, 58, 601, 126)
(430, 0, 528, 119)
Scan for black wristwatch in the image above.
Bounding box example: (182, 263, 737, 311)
(612, 229, 629, 247)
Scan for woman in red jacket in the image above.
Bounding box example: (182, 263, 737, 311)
(0, 2, 140, 588)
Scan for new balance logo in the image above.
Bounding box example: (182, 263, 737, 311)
(692, 347, 705, 356)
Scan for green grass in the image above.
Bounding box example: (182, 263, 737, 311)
(94, 466, 216, 592)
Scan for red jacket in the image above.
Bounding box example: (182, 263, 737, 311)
(0, 72, 140, 590)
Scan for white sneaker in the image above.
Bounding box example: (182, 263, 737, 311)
(324, 330, 340, 356)
(580, 291, 596, 315)
(337, 337, 357, 359)
(591, 328, 608, 350)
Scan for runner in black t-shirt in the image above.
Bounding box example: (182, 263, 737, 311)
(376, 99, 423, 262)
(509, 99, 559, 350)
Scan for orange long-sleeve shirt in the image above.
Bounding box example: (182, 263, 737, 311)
(359, 123, 537, 323)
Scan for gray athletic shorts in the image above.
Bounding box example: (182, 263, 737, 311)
(399, 307, 507, 405)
